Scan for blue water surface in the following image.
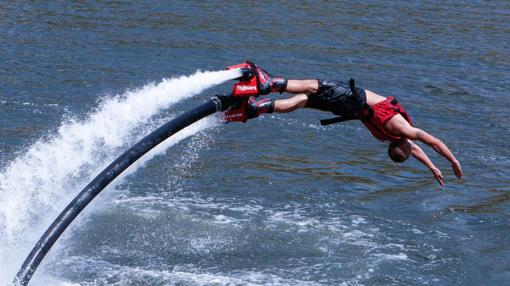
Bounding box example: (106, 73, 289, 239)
(1, 1, 509, 285)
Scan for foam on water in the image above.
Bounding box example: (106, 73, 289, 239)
(0, 68, 240, 285)
(85, 189, 423, 285)
(55, 256, 324, 286)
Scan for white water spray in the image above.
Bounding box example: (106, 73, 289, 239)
(0, 68, 241, 285)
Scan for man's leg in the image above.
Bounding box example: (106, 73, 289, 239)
(246, 93, 308, 119)
(252, 62, 318, 95)
(285, 80, 319, 94)
(274, 94, 308, 113)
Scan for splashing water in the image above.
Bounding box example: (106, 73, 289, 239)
(0, 68, 241, 285)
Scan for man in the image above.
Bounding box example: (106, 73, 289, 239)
(240, 64, 463, 186)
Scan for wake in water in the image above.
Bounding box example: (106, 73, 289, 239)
(0, 68, 240, 285)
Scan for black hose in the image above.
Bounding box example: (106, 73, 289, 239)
(15, 97, 225, 286)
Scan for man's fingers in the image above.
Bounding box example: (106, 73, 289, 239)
(453, 162, 463, 179)
(436, 174, 444, 187)
(432, 169, 445, 187)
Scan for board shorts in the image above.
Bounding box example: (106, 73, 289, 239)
(305, 79, 367, 116)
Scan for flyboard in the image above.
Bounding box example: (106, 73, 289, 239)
(15, 62, 263, 285)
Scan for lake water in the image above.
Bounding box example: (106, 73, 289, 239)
(1, 1, 509, 285)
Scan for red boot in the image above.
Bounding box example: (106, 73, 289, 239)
(246, 96, 275, 119)
(253, 64, 287, 95)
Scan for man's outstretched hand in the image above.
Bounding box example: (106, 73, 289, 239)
(431, 168, 445, 187)
(431, 161, 462, 187)
(452, 160, 463, 179)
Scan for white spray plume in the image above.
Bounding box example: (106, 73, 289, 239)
(0, 68, 241, 285)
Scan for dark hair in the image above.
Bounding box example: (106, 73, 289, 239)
(388, 140, 412, 163)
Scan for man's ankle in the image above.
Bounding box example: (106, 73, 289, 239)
(271, 77, 287, 93)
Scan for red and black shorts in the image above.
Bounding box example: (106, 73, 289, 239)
(306, 79, 367, 116)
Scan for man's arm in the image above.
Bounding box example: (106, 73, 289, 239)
(411, 142, 445, 186)
(387, 116, 463, 178)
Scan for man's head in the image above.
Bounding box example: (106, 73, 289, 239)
(388, 140, 412, 162)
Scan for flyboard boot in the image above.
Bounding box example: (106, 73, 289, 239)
(246, 96, 274, 119)
(252, 64, 287, 95)
(222, 61, 282, 122)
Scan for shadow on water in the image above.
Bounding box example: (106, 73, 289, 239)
(250, 154, 376, 185)
(359, 183, 429, 202)
(447, 189, 510, 214)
